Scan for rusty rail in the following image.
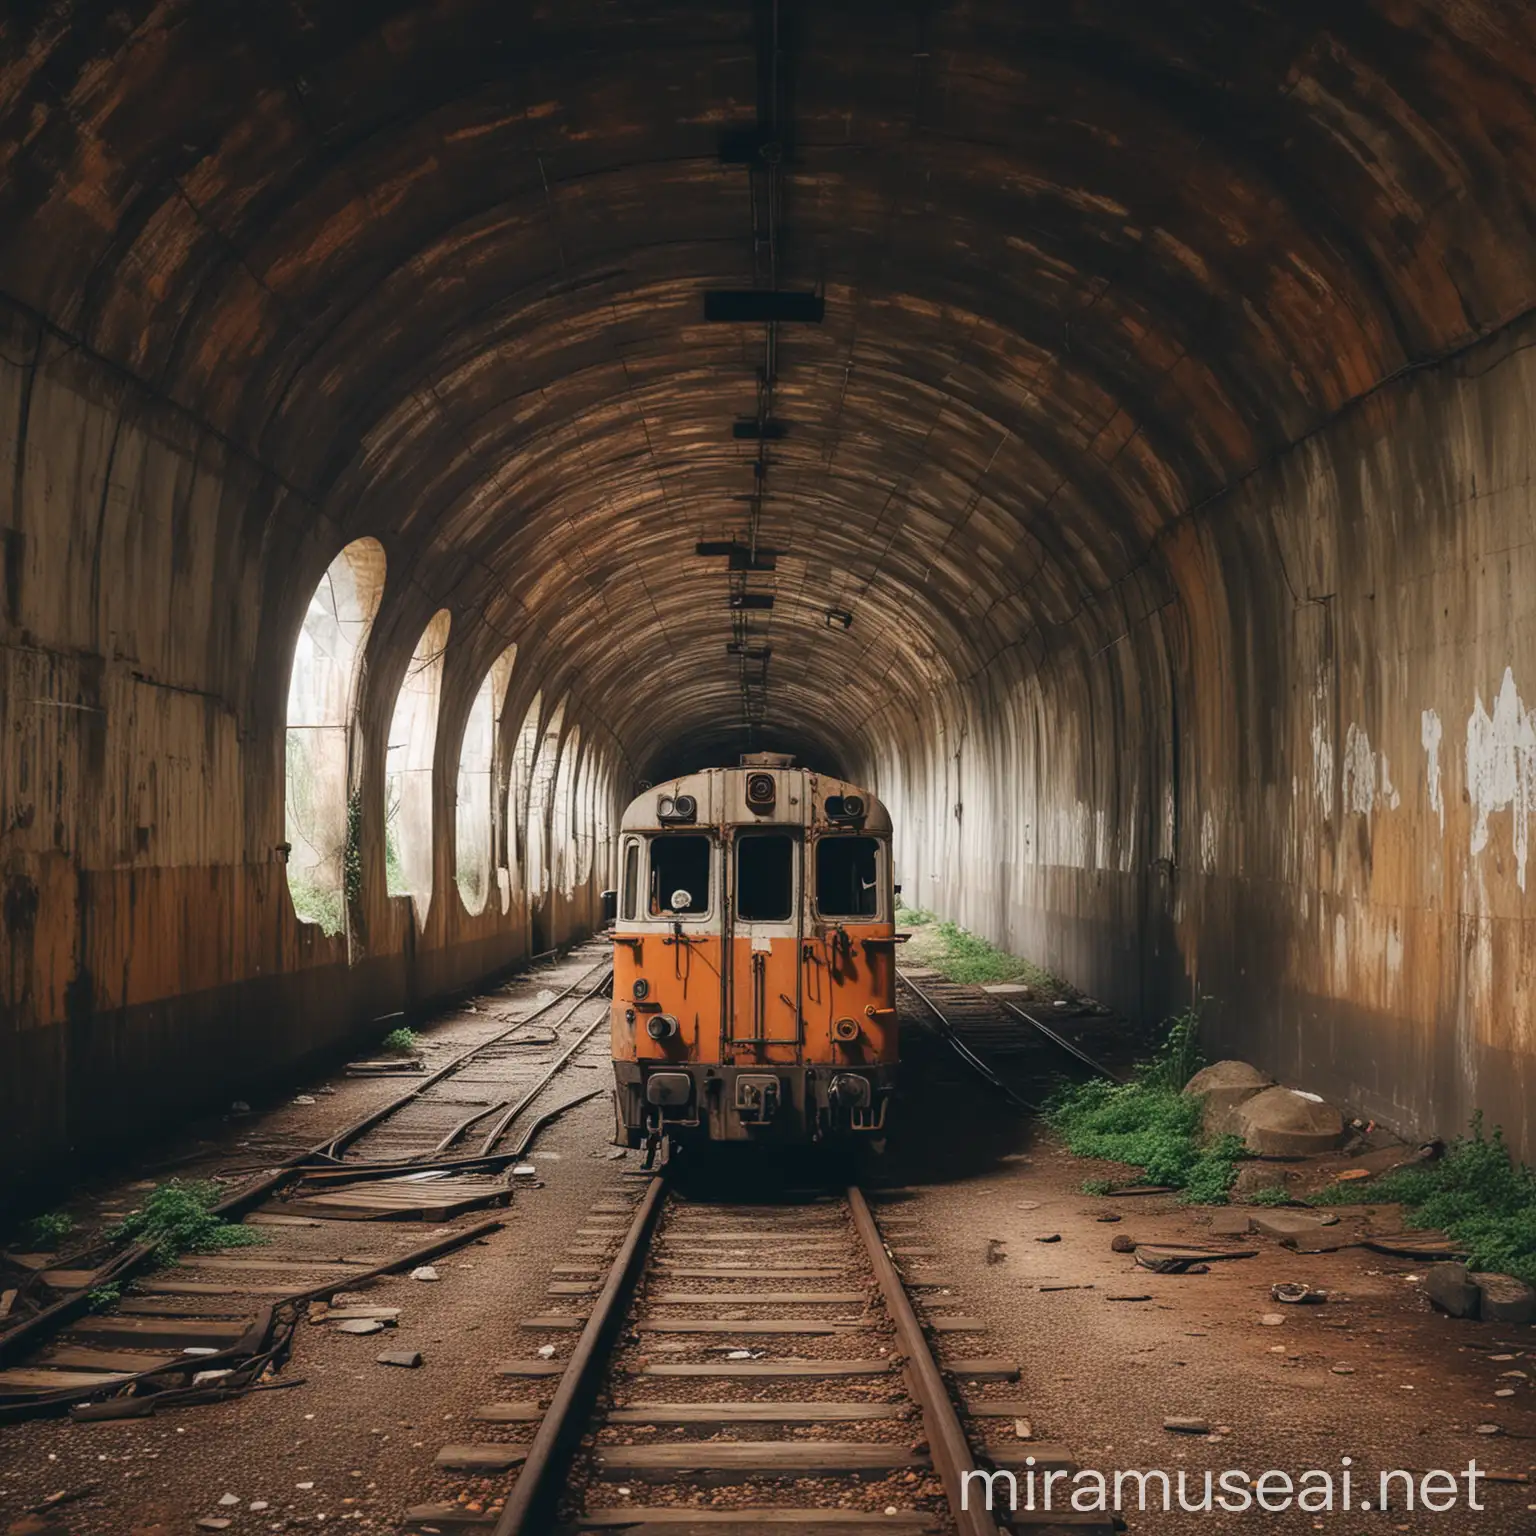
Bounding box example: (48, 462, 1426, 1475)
(847, 1185, 1002, 1536)
(491, 1175, 668, 1536)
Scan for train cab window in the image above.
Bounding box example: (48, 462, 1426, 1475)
(649, 834, 711, 916)
(816, 836, 881, 918)
(620, 839, 640, 921)
(736, 833, 794, 922)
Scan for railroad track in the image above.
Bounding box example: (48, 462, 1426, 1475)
(0, 944, 615, 1422)
(896, 970, 1119, 1112)
(403, 1177, 1117, 1536)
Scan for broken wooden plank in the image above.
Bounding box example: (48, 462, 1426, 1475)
(495, 1360, 566, 1378)
(471, 1402, 544, 1422)
(434, 1444, 528, 1472)
(61, 1316, 247, 1350)
(39, 1346, 181, 1373)
(0, 1367, 139, 1393)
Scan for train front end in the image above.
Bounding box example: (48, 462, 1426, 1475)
(610, 757, 897, 1151)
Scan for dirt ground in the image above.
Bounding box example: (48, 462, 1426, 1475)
(2, 953, 1533, 1535)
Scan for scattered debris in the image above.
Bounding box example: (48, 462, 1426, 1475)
(985, 1240, 1007, 1264)
(1035, 1233, 1062, 1244)
(410, 1266, 440, 1282)
(1106, 1294, 1152, 1303)
(1330, 1365, 1355, 1375)
(1095, 1213, 1121, 1223)
(1271, 1283, 1327, 1305)
(1259, 1314, 1286, 1326)
(335, 1319, 386, 1335)
(1164, 1417, 1211, 1434)
(1235, 1086, 1346, 1155)
(536, 1344, 557, 1359)
(292, 1096, 316, 1106)
(1014, 1418, 1033, 1439)
(1135, 1245, 1257, 1274)
(1110, 1235, 1138, 1254)
(217, 1495, 239, 1507)
(377, 1350, 423, 1368)
(1016, 1201, 1041, 1211)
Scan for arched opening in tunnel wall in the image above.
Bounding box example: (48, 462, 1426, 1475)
(524, 699, 568, 930)
(455, 644, 517, 918)
(283, 538, 386, 937)
(384, 609, 451, 927)
(552, 724, 583, 898)
(506, 691, 544, 911)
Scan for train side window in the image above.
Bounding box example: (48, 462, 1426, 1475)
(621, 839, 640, 921)
(816, 836, 881, 918)
(737, 833, 794, 921)
(649, 834, 711, 916)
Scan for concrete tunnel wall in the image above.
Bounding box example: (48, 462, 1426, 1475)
(4, 1, 1536, 1189)
(0, 296, 622, 1197)
(863, 313, 1536, 1158)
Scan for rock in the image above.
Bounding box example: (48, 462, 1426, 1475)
(1014, 1418, 1033, 1439)
(292, 1095, 316, 1106)
(985, 1239, 1006, 1264)
(1250, 1210, 1332, 1242)
(1472, 1273, 1536, 1324)
(1475, 1423, 1504, 1436)
(1232, 1163, 1288, 1198)
(376, 1350, 423, 1368)
(1183, 1060, 1273, 1135)
(1110, 1235, 1137, 1253)
(217, 1495, 239, 1507)
(1423, 1262, 1482, 1320)
(335, 1318, 385, 1335)
(192, 1369, 233, 1385)
(1258, 1314, 1286, 1326)
(230, 1101, 250, 1114)
(1035, 1233, 1061, 1244)
(1164, 1417, 1210, 1434)
(1330, 1364, 1355, 1375)
(1209, 1210, 1253, 1236)
(981, 982, 1035, 996)
(410, 1266, 440, 1282)
(1235, 1087, 1346, 1155)
(196, 1523, 232, 1533)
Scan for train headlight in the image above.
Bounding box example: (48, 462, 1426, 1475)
(745, 772, 776, 811)
(632, 977, 650, 1001)
(646, 1013, 680, 1041)
(832, 1016, 860, 1043)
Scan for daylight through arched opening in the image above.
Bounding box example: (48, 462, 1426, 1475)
(456, 644, 517, 916)
(385, 608, 451, 927)
(283, 538, 386, 936)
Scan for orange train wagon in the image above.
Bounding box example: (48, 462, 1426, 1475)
(609, 753, 898, 1151)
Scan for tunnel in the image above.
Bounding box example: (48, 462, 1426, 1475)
(4, 0, 1536, 1200)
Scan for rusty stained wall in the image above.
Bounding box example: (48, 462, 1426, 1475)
(0, 302, 616, 1194)
(870, 312, 1536, 1159)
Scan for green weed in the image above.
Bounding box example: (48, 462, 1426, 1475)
(901, 911, 1060, 989)
(1310, 1116, 1536, 1284)
(896, 900, 939, 926)
(288, 874, 344, 936)
(1044, 1001, 1242, 1203)
(109, 1180, 267, 1265)
(1246, 1184, 1294, 1207)
(86, 1283, 122, 1312)
(381, 1025, 419, 1055)
(20, 1210, 74, 1249)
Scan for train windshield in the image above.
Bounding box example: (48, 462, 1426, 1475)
(648, 834, 711, 916)
(816, 836, 881, 917)
(736, 833, 795, 922)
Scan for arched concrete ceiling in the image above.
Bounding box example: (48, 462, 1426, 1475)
(4, 0, 1535, 779)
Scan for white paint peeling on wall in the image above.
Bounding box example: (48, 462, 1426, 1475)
(1421, 708, 1444, 832)
(1466, 668, 1536, 891)
(1310, 671, 1333, 808)
(1380, 755, 1401, 811)
(1341, 722, 1376, 817)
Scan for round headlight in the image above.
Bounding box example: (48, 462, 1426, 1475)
(632, 977, 650, 1001)
(646, 1013, 680, 1041)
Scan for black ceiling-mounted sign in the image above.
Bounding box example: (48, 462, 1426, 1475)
(703, 290, 824, 324)
(696, 541, 779, 571)
(728, 592, 775, 610)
